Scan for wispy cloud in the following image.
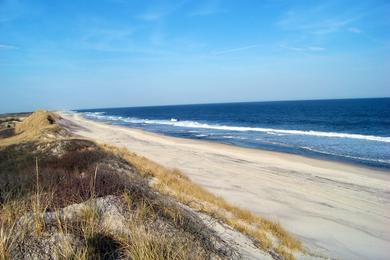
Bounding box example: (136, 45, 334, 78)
(136, 1, 187, 21)
(277, 9, 360, 35)
(80, 27, 135, 52)
(137, 11, 168, 22)
(279, 44, 325, 52)
(189, 9, 225, 17)
(275, 0, 372, 36)
(0, 0, 24, 23)
(0, 44, 18, 50)
(308, 46, 325, 51)
(0, 0, 42, 23)
(212, 45, 261, 55)
(189, 0, 226, 17)
(348, 27, 362, 33)
(276, 1, 390, 52)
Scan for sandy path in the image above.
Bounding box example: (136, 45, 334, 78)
(59, 112, 390, 260)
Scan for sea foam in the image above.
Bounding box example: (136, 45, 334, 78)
(81, 112, 390, 143)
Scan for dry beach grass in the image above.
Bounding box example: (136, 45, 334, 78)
(0, 110, 304, 259)
(103, 144, 303, 259)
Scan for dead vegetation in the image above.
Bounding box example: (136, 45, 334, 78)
(0, 111, 234, 259)
(102, 145, 304, 260)
(0, 110, 305, 259)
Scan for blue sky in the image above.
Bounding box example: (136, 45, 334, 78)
(0, 0, 389, 112)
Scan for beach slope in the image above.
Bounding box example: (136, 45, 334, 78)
(60, 112, 390, 260)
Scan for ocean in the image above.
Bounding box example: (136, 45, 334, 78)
(76, 98, 390, 169)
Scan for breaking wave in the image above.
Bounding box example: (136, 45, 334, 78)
(82, 112, 390, 143)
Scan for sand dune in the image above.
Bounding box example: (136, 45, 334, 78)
(59, 112, 390, 260)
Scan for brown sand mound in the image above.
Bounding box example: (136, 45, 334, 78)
(0, 110, 64, 146)
(15, 110, 59, 134)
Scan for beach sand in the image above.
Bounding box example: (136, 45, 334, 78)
(59, 112, 390, 259)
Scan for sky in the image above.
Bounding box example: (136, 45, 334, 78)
(0, 0, 389, 113)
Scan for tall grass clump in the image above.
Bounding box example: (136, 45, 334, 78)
(120, 192, 209, 260)
(32, 157, 46, 237)
(0, 223, 16, 259)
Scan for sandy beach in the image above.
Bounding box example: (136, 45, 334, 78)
(59, 112, 390, 260)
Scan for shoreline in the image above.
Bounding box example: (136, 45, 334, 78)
(76, 110, 390, 170)
(133, 127, 390, 173)
(59, 111, 390, 259)
(76, 116, 390, 178)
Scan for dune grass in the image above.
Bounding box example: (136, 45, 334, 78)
(120, 193, 209, 260)
(0, 110, 304, 259)
(102, 144, 303, 259)
(0, 112, 226, 259)
(0, 147, 221, 259)
(0, 223, 16, 260)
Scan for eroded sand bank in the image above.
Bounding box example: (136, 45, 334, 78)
(59, 112, 390, 259)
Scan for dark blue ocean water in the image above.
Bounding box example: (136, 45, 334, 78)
(76, 98, 390, 169)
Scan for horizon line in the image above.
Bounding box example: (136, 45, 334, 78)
(73, 96, 390, 112)
(1, 96, 389, 115)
